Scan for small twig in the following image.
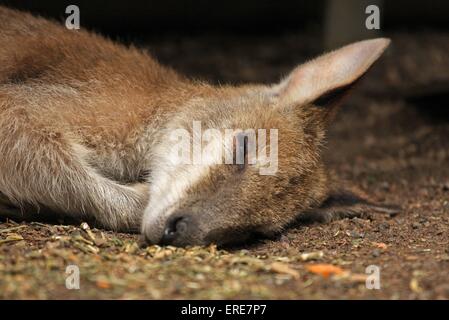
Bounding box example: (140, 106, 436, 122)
(0, 225, 26, 234)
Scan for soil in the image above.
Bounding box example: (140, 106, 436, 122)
(1, 32, 448, 299)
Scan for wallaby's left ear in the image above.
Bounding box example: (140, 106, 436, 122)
(273, 38, 390, 114)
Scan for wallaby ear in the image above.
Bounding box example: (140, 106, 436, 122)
(273, 38, 390, 112)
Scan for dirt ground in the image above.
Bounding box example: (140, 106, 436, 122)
(1, 32, 448, 299)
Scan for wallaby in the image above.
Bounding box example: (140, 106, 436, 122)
(0, 7, 398, 246)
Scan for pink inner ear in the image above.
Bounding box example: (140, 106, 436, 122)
(276, 38, 391, 106)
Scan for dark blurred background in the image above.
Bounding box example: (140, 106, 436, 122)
(2, 1, 449, 40)
(2, 0, 448, 110)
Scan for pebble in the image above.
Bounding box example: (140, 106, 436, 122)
(439, 254, 449, 261)
(412, 222, 421, 229)
(442, 182, 449, 191)
(379, 222, 390, 230)
(372, 249, 381, 257)
(381, 181, 390, 191)
(349, 230, 365, 238)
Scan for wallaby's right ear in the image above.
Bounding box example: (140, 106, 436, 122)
(272, 38, 390, 119)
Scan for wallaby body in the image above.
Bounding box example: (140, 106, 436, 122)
(0, 7, 397, 246)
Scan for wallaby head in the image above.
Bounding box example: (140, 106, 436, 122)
(142, 38, 392, 246)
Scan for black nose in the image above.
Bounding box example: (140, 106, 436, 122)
(159, 216, 188, 245)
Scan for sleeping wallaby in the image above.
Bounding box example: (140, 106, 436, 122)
(0, 6, 399, 246)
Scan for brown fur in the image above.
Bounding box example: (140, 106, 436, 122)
(0, 7, 397, 246)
